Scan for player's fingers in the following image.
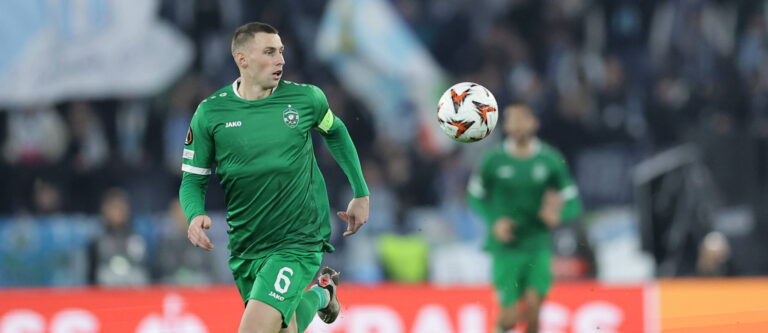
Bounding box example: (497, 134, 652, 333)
(343, 216, 353, 236)
(343, 214, 358, 236)
(188, 230, 204, 247)
(189, 228, 213, 250)
(200, 216, 211, 229)
(351, 215, 361, 233)
(201, 233, 213, 251)
(337, 211, 349, 222)
(546, 191, 563, 206)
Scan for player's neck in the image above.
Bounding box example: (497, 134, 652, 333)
(237, 77, 274, 101)
(506, 137, 537, 158)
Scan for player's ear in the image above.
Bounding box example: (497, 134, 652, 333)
(235, 51, 247, 68)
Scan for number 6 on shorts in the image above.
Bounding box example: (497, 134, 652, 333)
(274, 267, 293, 294)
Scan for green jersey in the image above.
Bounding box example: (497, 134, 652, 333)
(179, 79, 368, 259)
(468, 139, 582, 252)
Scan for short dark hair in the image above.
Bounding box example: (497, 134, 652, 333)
(504, 104, 533, 117)
(101, 187, 129, 207)
(231, 22, 279, 56)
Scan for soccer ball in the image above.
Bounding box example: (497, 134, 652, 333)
(436, 82, 498, 142)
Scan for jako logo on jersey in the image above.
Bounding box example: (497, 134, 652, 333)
(225, 121, 242, 128)
(283, 105, 299, 128)
(269, 291, 285, 301)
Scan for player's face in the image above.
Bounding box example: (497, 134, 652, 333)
(243, 32, 285, 88)
(504, 105, 538, 141)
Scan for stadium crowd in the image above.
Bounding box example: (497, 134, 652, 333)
(2, 0, 768, 286)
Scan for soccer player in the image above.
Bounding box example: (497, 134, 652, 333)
(179, 22, 370, 333)
(467, 105, 582, 333)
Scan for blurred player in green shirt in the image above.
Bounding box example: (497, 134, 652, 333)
(468, 105, 582, 333)
(179, 22, 369, 333)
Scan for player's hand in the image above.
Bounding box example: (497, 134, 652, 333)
(493, 217, 515, 243)
(539, 189, 563, 228)
(337, 196, 369, 237)
(188, 215, 214, 251)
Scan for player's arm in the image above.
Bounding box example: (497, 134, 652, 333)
(178, 105, 215, 250)
(468, 157, 516, 242)
(315, 110, 368, 198)
(467, 155, 493, 224)
(544, 153, 583, 226)
(312, 86, 369, 236)
(316, 113, 369, 236)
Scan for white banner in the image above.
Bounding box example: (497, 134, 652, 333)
(0, 0, 193, 106)
(316, 0, 453, 152)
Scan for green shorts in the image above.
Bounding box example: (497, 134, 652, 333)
(491, 249, 552, 307)
(229, 249, 323, 328)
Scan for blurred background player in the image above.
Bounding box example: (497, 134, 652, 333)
(178, 22, 369, 333)
(87, 187, 150, 286)
(152, 198, 217, 285)
(468, 104, 583, 333)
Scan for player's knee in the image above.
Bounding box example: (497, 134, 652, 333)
(238, 319, 281, 333)
(499, 316, 518, 331)
(522, 293, 543, 324)
(238, 325, 275, 333)
(499, 308, 519, 330)
(527, 298, 543, 312)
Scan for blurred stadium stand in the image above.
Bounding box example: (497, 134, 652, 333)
(2, 0, 768, 290)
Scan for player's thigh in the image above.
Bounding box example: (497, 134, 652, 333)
(239, 299, 283, 333)
(492, 251, 528, 307)
(522, 288, 544, 311)
(523, 250, 553, 298)
(231, 255, 280, 306)
(251, 250, 323, 328)
(230, 256, 265, 305)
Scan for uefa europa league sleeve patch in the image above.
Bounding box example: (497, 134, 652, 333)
(185, 127, 193, 145)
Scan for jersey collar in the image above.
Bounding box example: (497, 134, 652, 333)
(504, 138, 541, 158)
(231, 78, 279, 100)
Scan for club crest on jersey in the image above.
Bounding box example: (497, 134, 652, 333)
(283, 105, 299, 128)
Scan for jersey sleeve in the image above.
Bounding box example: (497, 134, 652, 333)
(467, 154, 494, 224)
(179, 104, 214, 223)
(309, 85, 369, 198)
(181, 106, 214, 175)
(309, 84, 334, 134)
(549, 152, 583, 222)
